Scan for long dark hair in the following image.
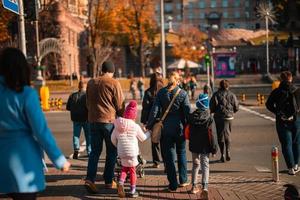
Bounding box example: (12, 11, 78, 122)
(149, 73, 163, 96)
(0, 47, 30, 92)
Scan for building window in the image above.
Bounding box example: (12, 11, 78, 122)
(199, 13, 205, 19)
(223, 11, 228, 18)
(165, 3, 173, 14)
(235, 11, 240, 18)
(177, 15, 182, 20)
(222, 0, 228, 7)
(198, 1, 205, 8)
(155, 4, 160, 11)
(176, 3, 181, 10)
(245, 0, 249, 7)
(234, 0, 240, 7)
(245, 11, 250, 18)
(188, 2, 194, 9)
(188, 13, 194, 19)
(211, 0, 217, 8)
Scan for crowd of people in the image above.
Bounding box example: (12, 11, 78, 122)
(0, 47, 299, 200)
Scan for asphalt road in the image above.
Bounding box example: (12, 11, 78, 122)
(45, 104, 300, 184)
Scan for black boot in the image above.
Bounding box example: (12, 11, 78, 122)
(73, 150, 79, 159)
(226, 151, 231, 161)
(219, 142, 225, 163)
(225, 142, 231, 161)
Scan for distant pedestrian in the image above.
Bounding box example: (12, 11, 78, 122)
(189, 76, 197, 100)
(66, 80, 91, 159)
(210, 80, 239, 163)
(84, 61, 125, 193)
(188, 93, 218, 198)
(0, 47, 70, 200)
(137, 77, 145, 100)
(141, 73, 164, 168)
(266, 71, 299, 175)
(130, 78, 137, 100)
(111, 100, 151, 198)
(147, 71, 191, 192)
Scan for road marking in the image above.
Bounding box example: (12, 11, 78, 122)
(240, 106, 275, 122)
(255, 166, 271, 173)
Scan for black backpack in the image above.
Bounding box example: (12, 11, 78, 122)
(276, 90, 299, 120)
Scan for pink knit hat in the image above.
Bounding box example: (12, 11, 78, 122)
(123, 100, 138, 120)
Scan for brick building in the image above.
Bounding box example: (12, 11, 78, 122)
(39, 0, 88, 79)
(155, 0, 263, 31)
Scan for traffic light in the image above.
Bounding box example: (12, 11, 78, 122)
(204, 54, 211, 66)
(24, 0, 39, 21)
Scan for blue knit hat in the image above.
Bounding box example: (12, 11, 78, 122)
(196, 93, 209, 110)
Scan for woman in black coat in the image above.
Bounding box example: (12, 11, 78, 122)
(141, 73, 164, 168)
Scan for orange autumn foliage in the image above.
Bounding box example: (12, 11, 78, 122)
(0, 2, 13, 42)
(172, 25, 207, 62)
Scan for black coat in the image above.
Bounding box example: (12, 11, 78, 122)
(141, 88, 156, 124)
(66, 91, 88, 122)
(188, 109, 218, 154)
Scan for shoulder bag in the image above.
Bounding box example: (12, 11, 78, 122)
(151, 88, 181, 143)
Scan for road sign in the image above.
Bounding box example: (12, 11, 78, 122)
(2, 0, 19, 15)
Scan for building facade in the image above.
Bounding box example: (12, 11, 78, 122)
(38, 0, 88, 79)
(155, 0, 264, 31)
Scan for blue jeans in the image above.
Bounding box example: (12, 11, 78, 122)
(161, 134, 188, 190)
(86, 122, 117, 184)
(73, 122, 91, 154)
(276, 119, 300, 169)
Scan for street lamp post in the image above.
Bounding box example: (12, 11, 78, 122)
(265, 13, 270, 75)
(257, 2, 276, 76)
(160, 0, 166, 78)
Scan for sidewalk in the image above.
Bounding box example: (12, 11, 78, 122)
(26, 158, 294, 200)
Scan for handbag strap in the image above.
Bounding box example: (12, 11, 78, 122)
(160, 88, 181, 122)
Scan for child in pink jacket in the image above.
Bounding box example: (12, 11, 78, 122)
(111, 100, 150, 198)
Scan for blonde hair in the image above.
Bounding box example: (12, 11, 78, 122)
(168, 71, 180, 86)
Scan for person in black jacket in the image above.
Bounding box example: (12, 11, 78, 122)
(210, 80, 239, 163)
(266, 71, 300, 175)
(188, 93, 217, 197)
(141, 73, 164, 168)
(66, 80, 91, 159)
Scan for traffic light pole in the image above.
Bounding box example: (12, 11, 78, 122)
(18, 0, 26, 56)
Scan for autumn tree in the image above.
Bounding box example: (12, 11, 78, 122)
(172, 25, 207, 63)
(0, 2, 14, 42)
(88, 0, 122, 77)
(118, 0, 157, 76)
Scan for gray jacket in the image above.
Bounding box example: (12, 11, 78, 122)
(210, 89, 239, 120)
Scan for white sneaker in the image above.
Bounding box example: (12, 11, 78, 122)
(294, 165, 300, 174)
(200, 189, 209, 200)
(288, 168, 295, 175)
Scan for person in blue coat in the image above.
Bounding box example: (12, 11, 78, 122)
(0, 48, 70, 200)
(147, 71, 191, 192)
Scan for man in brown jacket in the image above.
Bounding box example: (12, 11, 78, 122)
(84, 61, 125, 193)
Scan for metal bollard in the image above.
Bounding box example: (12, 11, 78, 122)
(241, 94, 246, 102)
(261, 95, 265, 105)
(272, 146, 279, 182)
(257, 93, 261, 106)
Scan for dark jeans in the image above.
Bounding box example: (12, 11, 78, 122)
(86, 122, 117, 184)
(152, 142, 163, 165)
(215, 118, 232, 155)
(7, 193, 37, 200)
(161, 134, 188, 190)
(276, 119, 300, 169)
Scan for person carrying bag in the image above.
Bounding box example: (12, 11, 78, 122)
(151, 88, 181, 143)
